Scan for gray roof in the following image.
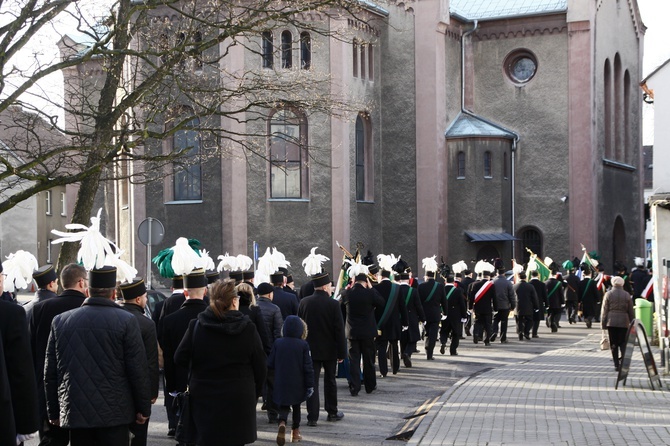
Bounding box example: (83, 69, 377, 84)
(464, 232, 517, 243)
(358, 0, 389, 17)
(445, 112, 516, 139)
(450, 0, 567, 21)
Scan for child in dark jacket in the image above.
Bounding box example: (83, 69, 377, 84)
(267, 315, 314, 445)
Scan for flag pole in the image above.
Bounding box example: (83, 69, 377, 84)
(333, 241, 353, 299)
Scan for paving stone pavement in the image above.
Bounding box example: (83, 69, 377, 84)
(410, 334, 670, 446)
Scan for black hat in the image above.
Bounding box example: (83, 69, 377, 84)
(242, 271, 255, 280)
(278, 267, 288, 276)
(392, 258, 409, 274)
(34, 265, 58, 288)
(257, 282, 274, 296)
(580, 262, 590, 272)
(494, 258, 504, 271)
(286, 274, 294, 284)
(368, 264, 379, 275)
(184, 268, 207, 289)
(311, 272, 330, 287)
(89, 266, 117, 288)
(206, 270, 220, 284)
(229, 271, 243, 282)
(270, 272, 284, 284)
(381, 269, 391, 278)
(615, 261, 627, 274)
(426, 271, 435, 278)
(548, 262, 559, 273)
(463, 269, 472, 276)
(398, 272, 410, 280)
(120, 278, 147, 300)
(172, 275, 184, 289)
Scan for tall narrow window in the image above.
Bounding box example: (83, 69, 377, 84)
(47, 239, 52, 264)
(604, 59, 612, 158)
(45, 190, 52, 215)
(355, 115, 366, 200)
(262, 31, 273, 68)
(484, 151, 492, 178)
(281, 30, 292, 69)
(614, 53, 622, 160)
(60, 192, 67, 216)
(519, 227, 542, 263)
(624, 69, 631, 164)
(270, 109, 307, 199)
(360, 43, 366, 79)
(193, 31, 203, 70)
(457, 151, 465, 178)
(353, 39, 358, 77)
(300, 32, 311, 69)
(368, 44, 373, 79)
(173, 118, 202, 201)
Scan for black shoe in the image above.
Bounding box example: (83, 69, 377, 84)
(465, 329, 472, 336)
(167, 429, 176, 437)
(327, 411, 344, 422)
(524, 334, 531, 340)
(489, 333, 497, 342)
(350, 389, 359, 396)
(427, 356, 435, 360)
(586, 320, 592, 328)
(450, 351, 458, 356)
(402, 353, 412, 368)
(307, 420, 318, 427)
(473, 337, 479, 344)
(365, 386, 377, 394)
(379, 373, 386, 378)
(484, 341, 491, 346)
(532, 334, 539, 338)
(518, 334, 523, 340)
(501, 339, 508, 344)
(440, 344, 446, 354)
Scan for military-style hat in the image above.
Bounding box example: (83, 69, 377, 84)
(286, 274, 294, 284)
(34, 265, 58, 288)
(278, 267, 288, 276)
(184, 268, 207, 289)
(270, 272, 284, 284)
(311, 271, 330, 287)
(398, 272, 410, 280)
(120, 278, 147, 300)
(206, 270, 220, 284)
(89, 265, 117, 288)
(242, 271, 255, 280)
(229, 271, 243, 282)
(172, 275, 184, 289)
(257, 282, 274, 296)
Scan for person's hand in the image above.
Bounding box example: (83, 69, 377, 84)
(151, 397, 157, 404)
(49, 419, 60, 427)
(305, 387, 314, 399)
(440, 314, 447, 320)
(402, 326, 408, 331)
(460, 318, 467, 323)
(337, 358, 344, 363)
(136, 413, 149, 425)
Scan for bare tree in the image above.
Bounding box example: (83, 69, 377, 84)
(0, 0, 374, 268)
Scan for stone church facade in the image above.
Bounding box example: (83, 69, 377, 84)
(81, 0, 644, 285)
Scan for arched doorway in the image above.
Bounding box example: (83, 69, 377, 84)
(477, 244, 500, 261)
(516, 226, 543, 264)
(612, 216, 626, 270)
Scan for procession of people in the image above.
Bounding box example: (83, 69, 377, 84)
(0, 209, 656, 446)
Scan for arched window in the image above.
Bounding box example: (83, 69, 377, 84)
(355, 115, 365, 200)
(262, 31, 273, 68)
(457, 151, 465, 178)
(360, 43, 366, 79)
(624, 69, 630, 164)
(614, 53, 622, 160)
(604, 58, 612, 158)
(484, 151, 492, 178)
(476, 245, 500, 261)
(281, 30, 292, 69)
(368, 44, 374, 79)
(173, 117, 202, 201)
(300, 32, 311, 69)
(269, 109, 308, 199)
(353, 39, 358, 77)
(518, 227, 542, 263)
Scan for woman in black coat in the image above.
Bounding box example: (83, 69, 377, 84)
(175, 279, 267, 446)
(237, 282, 273, 354)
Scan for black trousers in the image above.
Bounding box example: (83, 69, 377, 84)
(278, 404, 301, 429)
(376, 338, 399, 376)
(473, 312, 492, 342)
(517, 315, 533, 337)
(492, 309, 511, 341)
(608, 326, 627, 365)
(548, 309, 562, 331)
(306, 360, 338, 422)
(348, 338, 376, 394)
(129, 419, 149, 446)
(38, 418, 69, 446)
(70, 425, 129, 446)
(424, 322, 439, 358)
(439, 320, 460, 354)
(164, 376, 176, 430)
(566, 301, 578, 322)
(263, 369, 279, 420)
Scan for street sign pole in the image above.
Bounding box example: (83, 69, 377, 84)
(138, 217, 164, 291)
(147, 218, 153, 289)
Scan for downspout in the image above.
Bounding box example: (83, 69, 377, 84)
(460, 19, 520, 256)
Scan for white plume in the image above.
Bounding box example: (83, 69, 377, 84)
(217, 253, 237, 272)
(483, 261, 495, 273)
(527, 256, 538, 272)
(634, 257, 645, 267)
(2, 250, 38, 293)
(512, 260, 524, 274)
(257, 248, 278, 276)
(303, 247, 329, 276)
(236, 255, 253, 271)
(544, 257, 553, 267)
(474, 260, 486, 275)
(452, 260, 467, 275)
(422, 256, 438, 273)
(199, 250, 215, 271)
(590, 258, 599, 267)
(51, 208, 116, 270)
(271, 248, 291, 268)
(377, 254, 396, 272)
(104, 251, 137, 284)
(171, 237, 202, 276)
(346, 258, 369, 278)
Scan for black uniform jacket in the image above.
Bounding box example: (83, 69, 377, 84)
(341, 283, 385, 340)
(298, 290, 346, 361)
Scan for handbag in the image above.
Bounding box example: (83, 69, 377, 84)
(600, 329, 610, 351)
(174, 321, 199, 444)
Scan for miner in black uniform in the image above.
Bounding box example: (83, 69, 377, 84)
(373, 264, 408, 376)
(460, 269, 475, 336)
(545, 265, 564, 332)
(514, 272, 538, 340)
(418, 264, 447, 360)
(439, 272, 467, 355)
(529, 270, 547, 338)
(563, 259, 580, 324)
(578, 263, 600, 328)
(399, 272, 425, 366)
(468, 263, 496, 346)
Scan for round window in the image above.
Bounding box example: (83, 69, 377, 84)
(504, 50, 538, 85)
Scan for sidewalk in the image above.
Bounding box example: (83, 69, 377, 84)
(410, 334, 670, 446)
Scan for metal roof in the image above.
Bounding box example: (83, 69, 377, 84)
(464, 232, 518, 243)
(358, 0, 389, 16)
(450, 0, 567, 21)
(445, 112, 516, 139)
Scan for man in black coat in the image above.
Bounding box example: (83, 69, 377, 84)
(120, 279, 160, 446)
(0, 295, 39, 446)
(460, 269, 476, 336)
(399, 273, 425, 367)
(578, 265, 600, 328)
(157, 275, 186, 322)
(373, 272, 408, 376)
(29, 263, 87, 445)
(545, 270, 565, 332)
(418, 270, 448, 360)
(340, 274, 384, 395)
(468, 269, 496, 346)
(439, 274, 468, 355)
(564, 264, 580, 324)
(298, 273, 346, 426)
(529, 270, 548, 338)
(271, 272, 300, 320)
(514, 272, 538, 340)
(159, 269, 209, 434)
(45, 266, 151, 446)
(23, 264, 59, 321)
(491, 264, 515, 343)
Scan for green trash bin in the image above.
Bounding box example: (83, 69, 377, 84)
(635, 298, 653, 338)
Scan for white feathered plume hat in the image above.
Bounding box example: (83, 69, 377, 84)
(474, 260, 495, 276)
(302, 247, 329, 277)
(1, 250, 38, 293)
(346, 258, 370, 281)
(377, 254, 397, 278)
(422, 255, 438, 277)
(452, 260, 468, 276)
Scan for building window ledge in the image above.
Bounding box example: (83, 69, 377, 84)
(165, 200, 203, 205)
(268, 198, 310, 203)
(602, 158, 636, 172)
